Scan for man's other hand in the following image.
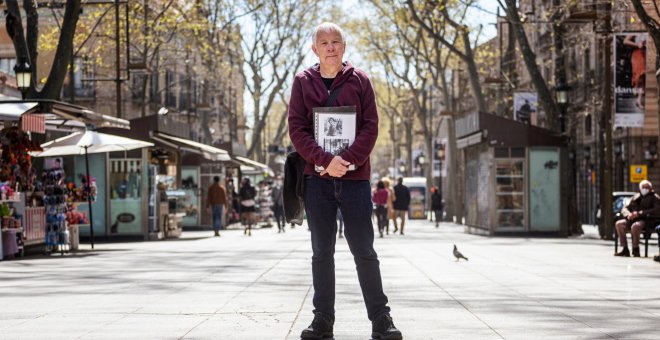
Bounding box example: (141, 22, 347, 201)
(325, 156, 351, 177)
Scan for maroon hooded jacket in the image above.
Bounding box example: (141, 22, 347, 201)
(288, 61, 378, 180)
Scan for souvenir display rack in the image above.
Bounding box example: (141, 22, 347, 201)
(43, 167, 69, 255)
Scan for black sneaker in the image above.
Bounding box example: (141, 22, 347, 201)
(372, 313, 402, 340)
(654, 255, 660, 262)
(301, 313, 334, 339)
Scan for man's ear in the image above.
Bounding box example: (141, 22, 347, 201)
(311, 43, 319, 57)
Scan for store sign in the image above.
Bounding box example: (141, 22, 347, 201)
(117, 213, 135, 223)
(630, 165, 647, 183)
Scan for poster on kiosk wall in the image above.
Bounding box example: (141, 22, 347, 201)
(614, 33, 647, 128)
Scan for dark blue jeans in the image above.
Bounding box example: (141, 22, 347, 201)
(212, 205, 223, 231)
(304, 176, 390, 321)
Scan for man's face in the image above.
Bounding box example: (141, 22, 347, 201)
(312, 30, 345, 69)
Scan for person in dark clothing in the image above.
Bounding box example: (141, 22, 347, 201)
(271, 176, 285, 233)
(392, 177, 410, 235)
(288, 22, 401, 340)
(430, 187, 443, 228)
(372, 181, 389, 238)
(614, 180, 660, 257)
(239, 178, 257, 236)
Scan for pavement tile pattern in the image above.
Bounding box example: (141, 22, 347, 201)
(1, 221, 659, 339)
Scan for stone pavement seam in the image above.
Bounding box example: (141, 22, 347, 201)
(285, 284, 312, 340)
(398, 245, 507, 340)
(177, 316, 210, 340)
(74, 307, 141, 340)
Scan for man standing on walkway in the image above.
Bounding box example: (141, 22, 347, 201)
(392, 177, 410, 235)
(206, 176, 228, 237)
(288, 22, 402, 340)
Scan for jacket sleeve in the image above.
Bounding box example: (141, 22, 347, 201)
(288, 76, 334, 169)
(339, 76, 378, 167)
(622, 194, 640, 217)
(643, 194, 660, 218)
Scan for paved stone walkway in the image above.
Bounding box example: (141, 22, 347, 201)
(1, 221, 659, 339)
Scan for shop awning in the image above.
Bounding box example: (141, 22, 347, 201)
(234, 156, 270, 170)
(0, 100, 130, 130)
(0, 102, 38, 120)
(151, 131, 231, 161)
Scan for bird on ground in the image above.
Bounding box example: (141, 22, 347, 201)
(453, 244, 468, 261)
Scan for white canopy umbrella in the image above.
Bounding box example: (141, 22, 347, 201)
(34, 130, 154, 248)
(36, 130, 153, 157)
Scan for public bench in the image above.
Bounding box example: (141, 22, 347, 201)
(614, 217, 659, 257)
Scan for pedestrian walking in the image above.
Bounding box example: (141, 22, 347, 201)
(288, 22, 401, 339)
(392, 177, 410, 235)
(382, 178, 396, 235)
(337, 209, 344, 238)
(430, 187, 443, 228)
(239, 178, 257, 236)
(372, 181, 389, 238)
(206, 176, 228, 237)
(272, 176, 286, 233)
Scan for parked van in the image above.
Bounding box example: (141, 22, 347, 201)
(402, 177, 427, 219)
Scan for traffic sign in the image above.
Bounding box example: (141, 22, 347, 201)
(630, 165, 647, 183)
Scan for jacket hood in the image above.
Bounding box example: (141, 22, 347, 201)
(304, 61, 355, 88)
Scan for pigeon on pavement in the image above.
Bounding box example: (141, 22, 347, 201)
(453, 244, 468, 261)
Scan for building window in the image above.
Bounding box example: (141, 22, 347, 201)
(0, 58, 16, 75)
(165, 71, 176, 107)
(63, 56, 95, 98)
(131, 73, 146, 100)
(150, 72, 160, 104)
(585, 114, 592, 136)
(178, 75, 188, 111)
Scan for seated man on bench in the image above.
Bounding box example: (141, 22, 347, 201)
(615, 180, 660, 257)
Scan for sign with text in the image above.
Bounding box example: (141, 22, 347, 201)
(630, 164, 647, 183)
(614, 33, 647, 128)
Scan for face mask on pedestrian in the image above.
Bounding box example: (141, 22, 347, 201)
(641, 188, 650, 196)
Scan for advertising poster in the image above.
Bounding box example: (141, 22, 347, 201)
(614, 33, 647, 127)
(513, 92, 538, 125)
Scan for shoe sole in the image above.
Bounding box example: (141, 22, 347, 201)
(371, 332, 402, 340)
(300, 332, 333, 339)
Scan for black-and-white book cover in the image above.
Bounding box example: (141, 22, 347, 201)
(313, 106, 357, 172)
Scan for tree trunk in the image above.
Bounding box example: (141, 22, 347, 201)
(39, 0, 82, 99)
(24, 0, 39, 79)
(461, 30, 487, 113)
(503, 0, 561, 132)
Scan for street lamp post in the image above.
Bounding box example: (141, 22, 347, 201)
(554, 83, 570, 135)
(14, 61, 32, 99)
(416, 153, 426, 177)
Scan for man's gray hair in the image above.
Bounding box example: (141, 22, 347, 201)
(639, 179, 652, 189)
(312, 22, 346, 45)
